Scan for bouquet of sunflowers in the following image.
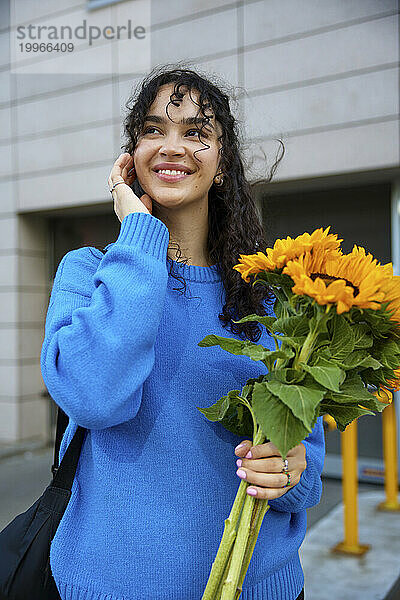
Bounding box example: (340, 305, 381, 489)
(197, 227, 400, 600)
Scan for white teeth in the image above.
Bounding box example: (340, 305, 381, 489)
(156, 169, 189, 175)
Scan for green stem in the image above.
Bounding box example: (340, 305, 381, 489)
(272, 287, 294, 314)
(216, 536, 235, 599)
(292, 307, 329, 370)
(274, 350, 288, 370)
(239, 396, 258, 442)
(201, 477, 249, 599)
(234, 499, 270, 599)
(271, 290, 291, 370)
(220, 427, 266, 600)
(294, 329, 318, 369)
(272, 334, 280, 353)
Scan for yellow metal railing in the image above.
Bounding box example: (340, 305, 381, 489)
(331, 419, 370, 556)
(377, 392, 400, 512)
(323, 389, 400, 557)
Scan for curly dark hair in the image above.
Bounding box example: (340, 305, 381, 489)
(119, 63, 285, 342)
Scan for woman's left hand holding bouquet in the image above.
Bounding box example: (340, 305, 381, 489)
(234, 441, 307, 499)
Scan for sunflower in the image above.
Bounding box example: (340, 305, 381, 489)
(232, 251, 274, 284)
(371, 386, 393, 403)
(381, 272, 400, 324)
(233, 226, 342, 283)
(282, 245, 393, 314)
(382, 368, 400, 394)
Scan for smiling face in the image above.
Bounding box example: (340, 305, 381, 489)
(133, 83, 223, 210)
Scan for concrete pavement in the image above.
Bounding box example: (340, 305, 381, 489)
(300, 491, 400, 600)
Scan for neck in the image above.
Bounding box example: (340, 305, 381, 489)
(153, 200, 212, 267)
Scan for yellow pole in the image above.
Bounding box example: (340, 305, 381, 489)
(377, 398, 400, 511)
(323, 414, 336, 431)
(331, 419, 370, 556)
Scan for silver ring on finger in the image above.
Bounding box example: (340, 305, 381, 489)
(284, 472, 291, 487)
(281, 458, 288, 473)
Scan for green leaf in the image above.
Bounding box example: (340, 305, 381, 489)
(308, 311, 331, 336)
(315, 346, 332, 361)
(198, 332, 296, 368)
(196, 389, 254, 437)
(378, 340, 400, 369)
(198, 334, 272, 362)
(325, 371, 381, 405)
(241, 375, 266, 405)
(356, 396, 387, 413)
(362, 366, 396, 389)
(352, 323, 373, 349)
(310, 402, 320, 430)
(252, 382, 311, 458)
(334, 349, 368, 369)
(263, 348, 295, 370)
(263, 378, 324, 432)
(274, 368, 306, 384)
(271, 314, 310, 337)
(330, 349, 383, 371)
(268, 334, 307, 351)
(314, 332, 331, 351)
(329, 315, 355, 359)
(353, 302, 397, 339)
(274, 297, 284, 319)
(320, 401, 374, 431)
(303, 356, 345, 392)
(243, 373, 268, 390)
(356, 355, 384, 370)
(232, 314, 276, 330)
(255, 271, 294, 288)
(196, 391, 236, 422)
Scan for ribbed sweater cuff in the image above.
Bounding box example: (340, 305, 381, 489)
(53, 556, 304, 600)
(268, 446, 318, 513)
(115, 212, 170, 262)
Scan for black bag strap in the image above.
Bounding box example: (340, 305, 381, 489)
(50, 406, 87, 492)
(51, 407, 69, 478)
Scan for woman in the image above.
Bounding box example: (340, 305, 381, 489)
(41, 65, 324, 600)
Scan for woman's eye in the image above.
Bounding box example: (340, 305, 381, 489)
(186, 129, 201, 137)
(143, 127, 159, 135)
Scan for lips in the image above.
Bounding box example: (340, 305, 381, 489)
(152, 163, 194, 174)
(154, 170, 192, 182)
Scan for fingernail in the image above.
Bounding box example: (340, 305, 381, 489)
(247, 488, 257, 496)
(235, 443, 246, 451)
(236, 459, 242, 467)
(236, 469, 246, 479)
(245, 451, 252, 459)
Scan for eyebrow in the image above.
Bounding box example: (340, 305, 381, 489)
(144, 114, 215, 130)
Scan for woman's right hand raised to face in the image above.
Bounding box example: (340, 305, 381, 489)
(108, 152, 154, 223)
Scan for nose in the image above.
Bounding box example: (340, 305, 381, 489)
(159, 132, 185, 157)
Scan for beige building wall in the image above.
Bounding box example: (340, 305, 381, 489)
(0, 0, 399, 443)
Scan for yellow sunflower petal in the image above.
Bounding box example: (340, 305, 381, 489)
(233, 226, 343, 280)
(380, 275, 400, 325)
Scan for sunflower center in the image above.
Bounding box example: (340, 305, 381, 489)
(310, 272, 359, 296)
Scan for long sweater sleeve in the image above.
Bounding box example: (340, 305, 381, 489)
(40, 212, 170, 430)
(267, 415, 325, 513)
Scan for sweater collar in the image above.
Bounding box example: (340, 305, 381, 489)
(102, 243, 222, 283)
(167, 259, 222, 283)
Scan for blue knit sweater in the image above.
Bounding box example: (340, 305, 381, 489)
(40, 211, 325, 600)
